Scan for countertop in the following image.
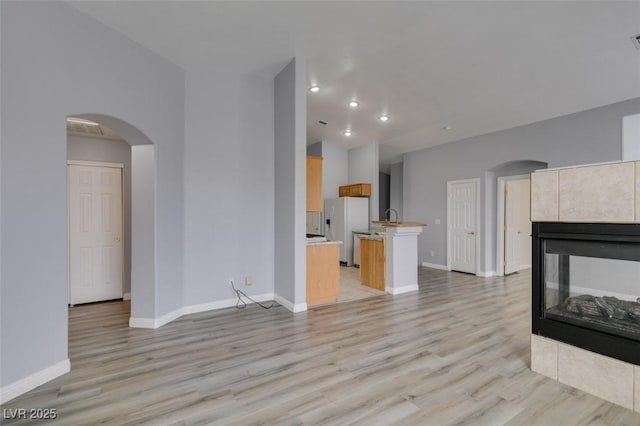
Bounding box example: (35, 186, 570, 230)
(307, 240, 343, 246)
(358, 235, 384, 241)
(371, 221, 427, 228)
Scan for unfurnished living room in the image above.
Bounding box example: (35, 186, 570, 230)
(2, 1, 640, 424)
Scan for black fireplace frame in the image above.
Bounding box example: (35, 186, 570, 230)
(532, 222, 640, 366)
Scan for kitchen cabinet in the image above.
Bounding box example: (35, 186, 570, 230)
(306, 243, 340, 305)
(360, 237, 385, 291)
(307, 156, 323, 212)
(339, 183, 371, 198)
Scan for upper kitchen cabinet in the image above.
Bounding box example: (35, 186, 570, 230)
(307, 156, 323, 212)
(338, 183, 371, 197)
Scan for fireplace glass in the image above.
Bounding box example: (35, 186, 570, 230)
(543, 239, 640, 341)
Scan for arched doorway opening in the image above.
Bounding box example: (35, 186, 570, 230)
(66, 113, 156, 328)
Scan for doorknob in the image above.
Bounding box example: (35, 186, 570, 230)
(114, 236, 121, 243)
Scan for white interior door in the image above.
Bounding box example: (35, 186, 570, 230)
(504, 178, 531, 275)
(69, 164, 123, 304)
(449, 180, 477, 274)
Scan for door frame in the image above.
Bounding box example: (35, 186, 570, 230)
(67, 160, 125, 304)
(446, 178, 481, 275)
(496, 174, 530, 276)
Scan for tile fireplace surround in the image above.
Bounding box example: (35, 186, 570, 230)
(530, 160, 640, 412)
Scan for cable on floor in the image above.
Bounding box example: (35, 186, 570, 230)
(231, 281, 274, 309)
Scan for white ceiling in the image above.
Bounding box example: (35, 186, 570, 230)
(69, 1, 640, 167)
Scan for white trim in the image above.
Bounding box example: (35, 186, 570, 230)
(67, 160, 124, 169)
(421, 262, 447, 271)
(496, 174, 531, 276)
(123, 292, 131, 301)
(184, 293, 275, 315)
(274, 294, 307, 313)
(446, 178, 481, 274)
(129, 307, 182, 329)
(0, 359, 70, 404)
(129, 293, 279, 328)
(386, 284, 419, 295)
(476, 270, 496, 278)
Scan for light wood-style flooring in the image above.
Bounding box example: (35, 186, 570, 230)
(336, 266, 385, 303)
(3, 268, 640, 425)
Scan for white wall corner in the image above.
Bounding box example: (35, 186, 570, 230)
(129, 307, 184, 329)
(386, 284, 419, 295)
(274, 294, 307, 313)
(477, 270, 496, 278)
(0, 359, 70, 404)
(123, 292, 131, 301)
(421, 262, 447, 271)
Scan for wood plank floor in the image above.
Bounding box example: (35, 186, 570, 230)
(3, 268, 640, 425)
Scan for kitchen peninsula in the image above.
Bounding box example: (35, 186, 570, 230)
(306, 238, 341, 306)
(372, 221, 426, 295)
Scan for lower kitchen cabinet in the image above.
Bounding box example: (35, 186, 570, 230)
(360, 238, 385, 291)
(306, 243, 340, 306)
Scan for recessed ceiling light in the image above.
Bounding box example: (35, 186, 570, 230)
(67, 117, 100, 126)
(344, 129, 352, 137)
(309, 85, 320, 93)
(348, 100, 359, 108)
(443, 125, 453, 131)
(379, 115, 390, 122)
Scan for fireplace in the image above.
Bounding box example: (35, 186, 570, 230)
(532, 222, 640, 365)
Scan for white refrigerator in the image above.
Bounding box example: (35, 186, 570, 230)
(324, 197, 369, 266)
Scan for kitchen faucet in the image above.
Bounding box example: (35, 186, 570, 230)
(384, 208, 399, 223)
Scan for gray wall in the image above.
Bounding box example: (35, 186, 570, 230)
(1, 2, 184, 387)
(67, 135, 132, 293)
(404, 97, 640, 273)
(183, 70, 275, 304)
(321, 140, 349, 200)
(389, 162, 403, 221)
(348, 142, 379, 221)
(307, 141, 322, 157)
(379, 172, 390, 220)
(131, 145, 156, 318)
(274, 58, 307, 306)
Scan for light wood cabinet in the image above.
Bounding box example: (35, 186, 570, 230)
(360, 238, 385, 291)
(306, 243, 340, 306)
(338, 183, 371, 198)
(307, 156, 323, 212)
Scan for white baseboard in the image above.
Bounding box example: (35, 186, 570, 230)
(122, 292, 131, 301)
(129, 306, 183, 329)
(274, 294, 307, 313)
(129, 292, 279, 329)
(184, 293, 275, 315)
(421, 262, 447, 271)
(0, 359, 70, 404)
(386, 284, 419, 295)
(477, 270, 496, 278)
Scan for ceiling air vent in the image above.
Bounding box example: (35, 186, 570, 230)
(632, 33, 640, 50)
(67, 121, 105, 136)
(318, 120, 327, 125)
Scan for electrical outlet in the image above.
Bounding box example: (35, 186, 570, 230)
(228, 278, 234, 287)
(245, 276, 253, 286)
(429, 250, 435, 257)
